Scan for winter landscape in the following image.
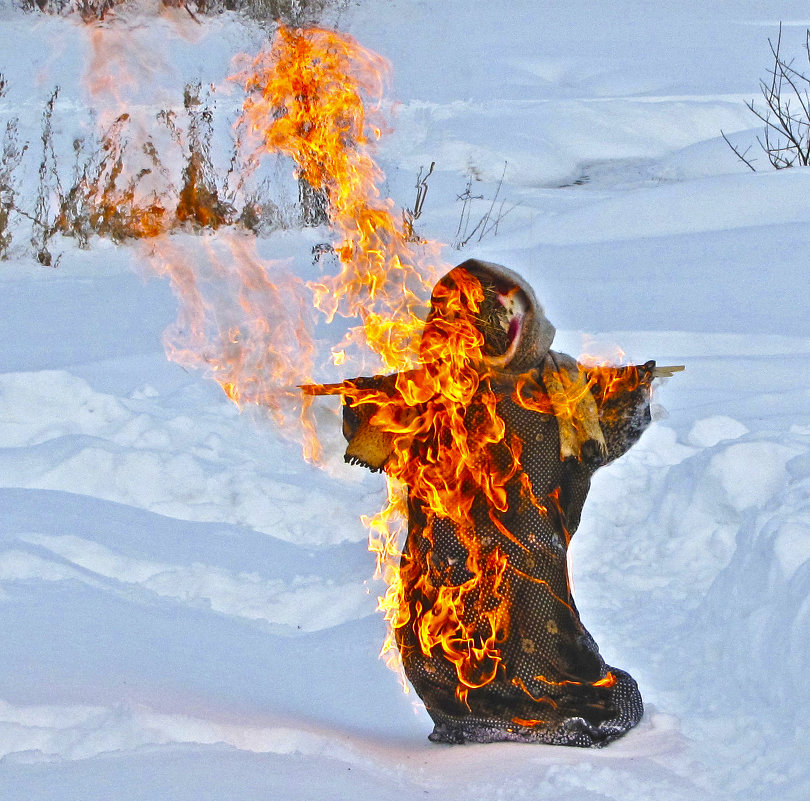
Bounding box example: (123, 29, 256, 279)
(1, 0, 809, 798)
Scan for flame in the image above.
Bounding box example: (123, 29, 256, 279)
(234, 25, 464, 690)
(530, 671, 617, 689)
(336, 271, 533, 699)
(511, 717, 548, 728)
(578, 345, 647, 407)
(139, 230, 321, 459)
(84, 0, 204, 116)
(79, 19, 643, 704)
(78, 6, 205, 241)
(231, 26, 640, 702)
(80, 15, 326, 457)
(236, 25, 444, 372)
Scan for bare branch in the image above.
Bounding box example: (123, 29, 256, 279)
(721, 130, 757, 171)
(734, 22, 810, 169)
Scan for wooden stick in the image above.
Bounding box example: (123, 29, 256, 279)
(299, 364, 686, 396)
(652, 365, 685, 377)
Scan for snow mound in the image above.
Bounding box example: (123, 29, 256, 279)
(0, 371, 371, 544)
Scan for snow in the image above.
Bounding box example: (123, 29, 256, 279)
(1, 0, 810, 798)
(687, 415, 749, 448)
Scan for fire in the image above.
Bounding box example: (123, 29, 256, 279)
(327, 299, 655, 703)
(79, 6, 207, 242)
(139, 230, 321, 458)
(331, 270, 529, 695)
(237, 25, 444, 371)
(230, 26, 644, 705)
(79, 18, 649, 707)
(235, 26, 464, 688)
(410, 547, 511, 706)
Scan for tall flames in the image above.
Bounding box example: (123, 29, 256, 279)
(233, 26, 547, 697)
(334, 270, 531, 698)
(237, 25, 443, 371)
(80, 19, 654, 704)
(232, 26, 490, 689)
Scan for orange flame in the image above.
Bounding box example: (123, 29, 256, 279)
(236, 25, 444, 373)
(232, 27, 646, 701)
(82, 20, 644, 703)
(335, 271, 532, 697)
(234, 26, 467, 690)
(80, 8, 205, 241)
(140, 231, 321, 457)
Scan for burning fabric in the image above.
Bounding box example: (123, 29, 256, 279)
(330, 258, 659, 747)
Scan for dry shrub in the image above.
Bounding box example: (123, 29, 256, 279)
(0, 75, 28, 258)
(725, 24, 810, 170)
(175, 84, 232, 230)
(19, 0, 354, 26)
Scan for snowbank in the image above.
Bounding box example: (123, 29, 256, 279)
(0, 0, 809, 798)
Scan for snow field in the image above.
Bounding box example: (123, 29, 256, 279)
(1, 0, 810, 798)
(1, 335, 807, 798)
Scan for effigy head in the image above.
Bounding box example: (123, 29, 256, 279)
(420, 259, 556, 374)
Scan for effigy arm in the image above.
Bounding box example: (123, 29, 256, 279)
(584, 360, 658, 466)
(306, 374, 403, 473)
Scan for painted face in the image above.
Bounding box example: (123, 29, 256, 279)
(496, 285, 527, 339)
(480, 282, 529, 368)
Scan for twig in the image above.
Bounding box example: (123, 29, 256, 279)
(725, 22, 810, 170)
(721, 130, 757, 171)
(403, 161, 435, 241)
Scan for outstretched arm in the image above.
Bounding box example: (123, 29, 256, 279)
(339, 374, 401, 473)
(584, 361, 656, 465)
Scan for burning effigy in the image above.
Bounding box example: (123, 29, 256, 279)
(306, 258, 668, 746)
(65, 11, 680, 746)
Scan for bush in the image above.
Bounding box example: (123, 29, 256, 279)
(0, 72, 325, 262)
(18, 0, 354, 27)
(725, 24, 810, 170)
(0, 75, 28, 258)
